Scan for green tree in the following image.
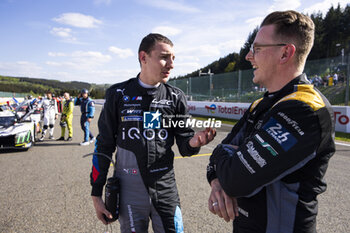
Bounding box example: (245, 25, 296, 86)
(322, 4, 344, 57)
(224, 61, 236, 72)
(236, 27, 258, 70)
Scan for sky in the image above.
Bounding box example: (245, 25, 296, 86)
(1, 0, 349, 84)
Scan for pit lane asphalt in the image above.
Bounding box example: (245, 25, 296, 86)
(0, 105, 349, 233)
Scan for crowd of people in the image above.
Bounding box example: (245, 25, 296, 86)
(309, 72, 344, 87)
(23, 89, 96, 146)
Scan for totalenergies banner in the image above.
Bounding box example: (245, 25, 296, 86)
(187, 101, 350, 133)
(333, 106, 350, 133)
(187, 101, 250, 120)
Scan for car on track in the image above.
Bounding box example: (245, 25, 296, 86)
(0, 104, 37, 150)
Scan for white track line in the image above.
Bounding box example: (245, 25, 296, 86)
(335, 142, 350, 147)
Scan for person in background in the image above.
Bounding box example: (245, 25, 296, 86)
(333, 73, 338, 85)
(39, 90, 58, 141)
(75, 88, 95, 146)
(207, 10, 335, 233)
(57, 92, 74, 141)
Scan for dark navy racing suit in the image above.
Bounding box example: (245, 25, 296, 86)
(91, 76, 199, 232)
(207, 74, 335, 233)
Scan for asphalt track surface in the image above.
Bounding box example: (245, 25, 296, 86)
(0, 105, 349, 233)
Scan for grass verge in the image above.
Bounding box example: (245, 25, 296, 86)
(335, 132, 350, 142)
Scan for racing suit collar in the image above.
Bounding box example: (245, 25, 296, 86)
(138, 77, 161, 88)
(135, 73, 162, 96)
(264, 73, 308, 99)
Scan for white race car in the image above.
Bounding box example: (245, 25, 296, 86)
(0, 108, 36, 150)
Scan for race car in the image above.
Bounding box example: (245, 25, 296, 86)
(0, 106, 37, 150)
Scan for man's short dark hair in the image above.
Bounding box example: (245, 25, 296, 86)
(261, 10, 315, 66)
(138, 33, 173, 55)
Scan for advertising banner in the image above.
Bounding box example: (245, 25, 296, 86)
(188, 101, 350, 133)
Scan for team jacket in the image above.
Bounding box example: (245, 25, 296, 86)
(91, 77, 199, 228)
(207, 74, 335, 233)
(75, 97, 95, 119)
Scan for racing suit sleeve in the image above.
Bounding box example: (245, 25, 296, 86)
(174, 92, 200, 157)
(54, 99, 58, 115)
(211, 101, 324, 197)
(90, 89, 119, 196)
(207, 110, 249, 184)
(87, 101, 95, 118)
(74, 97, 81, 106)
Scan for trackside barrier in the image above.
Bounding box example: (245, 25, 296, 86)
(41, 99, 350, 134)
(187, 101, 350, 134)
(94, 99, 105, 105)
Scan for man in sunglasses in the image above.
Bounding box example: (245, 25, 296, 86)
(207, 10, 335, 233)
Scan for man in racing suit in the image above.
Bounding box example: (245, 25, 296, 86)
(207, 11, 335, 233)
(57, 92, 74, 141)
(75, 89, 95, 146)
(39, 91, 58, 141)
(91, 33, 216, 232)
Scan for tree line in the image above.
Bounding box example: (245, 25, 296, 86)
(174, 4, 350, 80)
(0, 75, 108, 99)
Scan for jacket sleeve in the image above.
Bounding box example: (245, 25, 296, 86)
(90, 89, 119, 196)
(213, 101, 323, 197)
(207, 109, 249, 184)
(174, 91, 200, 157)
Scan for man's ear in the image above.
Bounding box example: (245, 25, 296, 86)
(280, 44, 296, 64)
(139, 51, 147, 65)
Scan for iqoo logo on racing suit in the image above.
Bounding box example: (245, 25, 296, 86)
(122, 127, 168, 141)
(263, 117, 297, 151)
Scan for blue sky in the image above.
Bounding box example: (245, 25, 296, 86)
(1, 0, 349, 84)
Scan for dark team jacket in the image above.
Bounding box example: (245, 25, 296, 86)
(90, 77, 199, 215)
(207, 74, 335, 233)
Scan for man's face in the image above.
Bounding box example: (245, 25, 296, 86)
(64, 93, 70, 100)
(82, 93, 88, 99)
(245, 25, 285, 87)
(141, 42, 175, 84)
(47, 93, 52, 99)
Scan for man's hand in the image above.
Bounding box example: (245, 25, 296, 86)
(91, 196, 113, 225)
(208, 178, 239, 222)
(189, 127, 216, 148)
(87, 118, 92, 123)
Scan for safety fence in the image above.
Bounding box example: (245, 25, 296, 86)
(168, 55, 350, 105)
(0, 91, 28, 98)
